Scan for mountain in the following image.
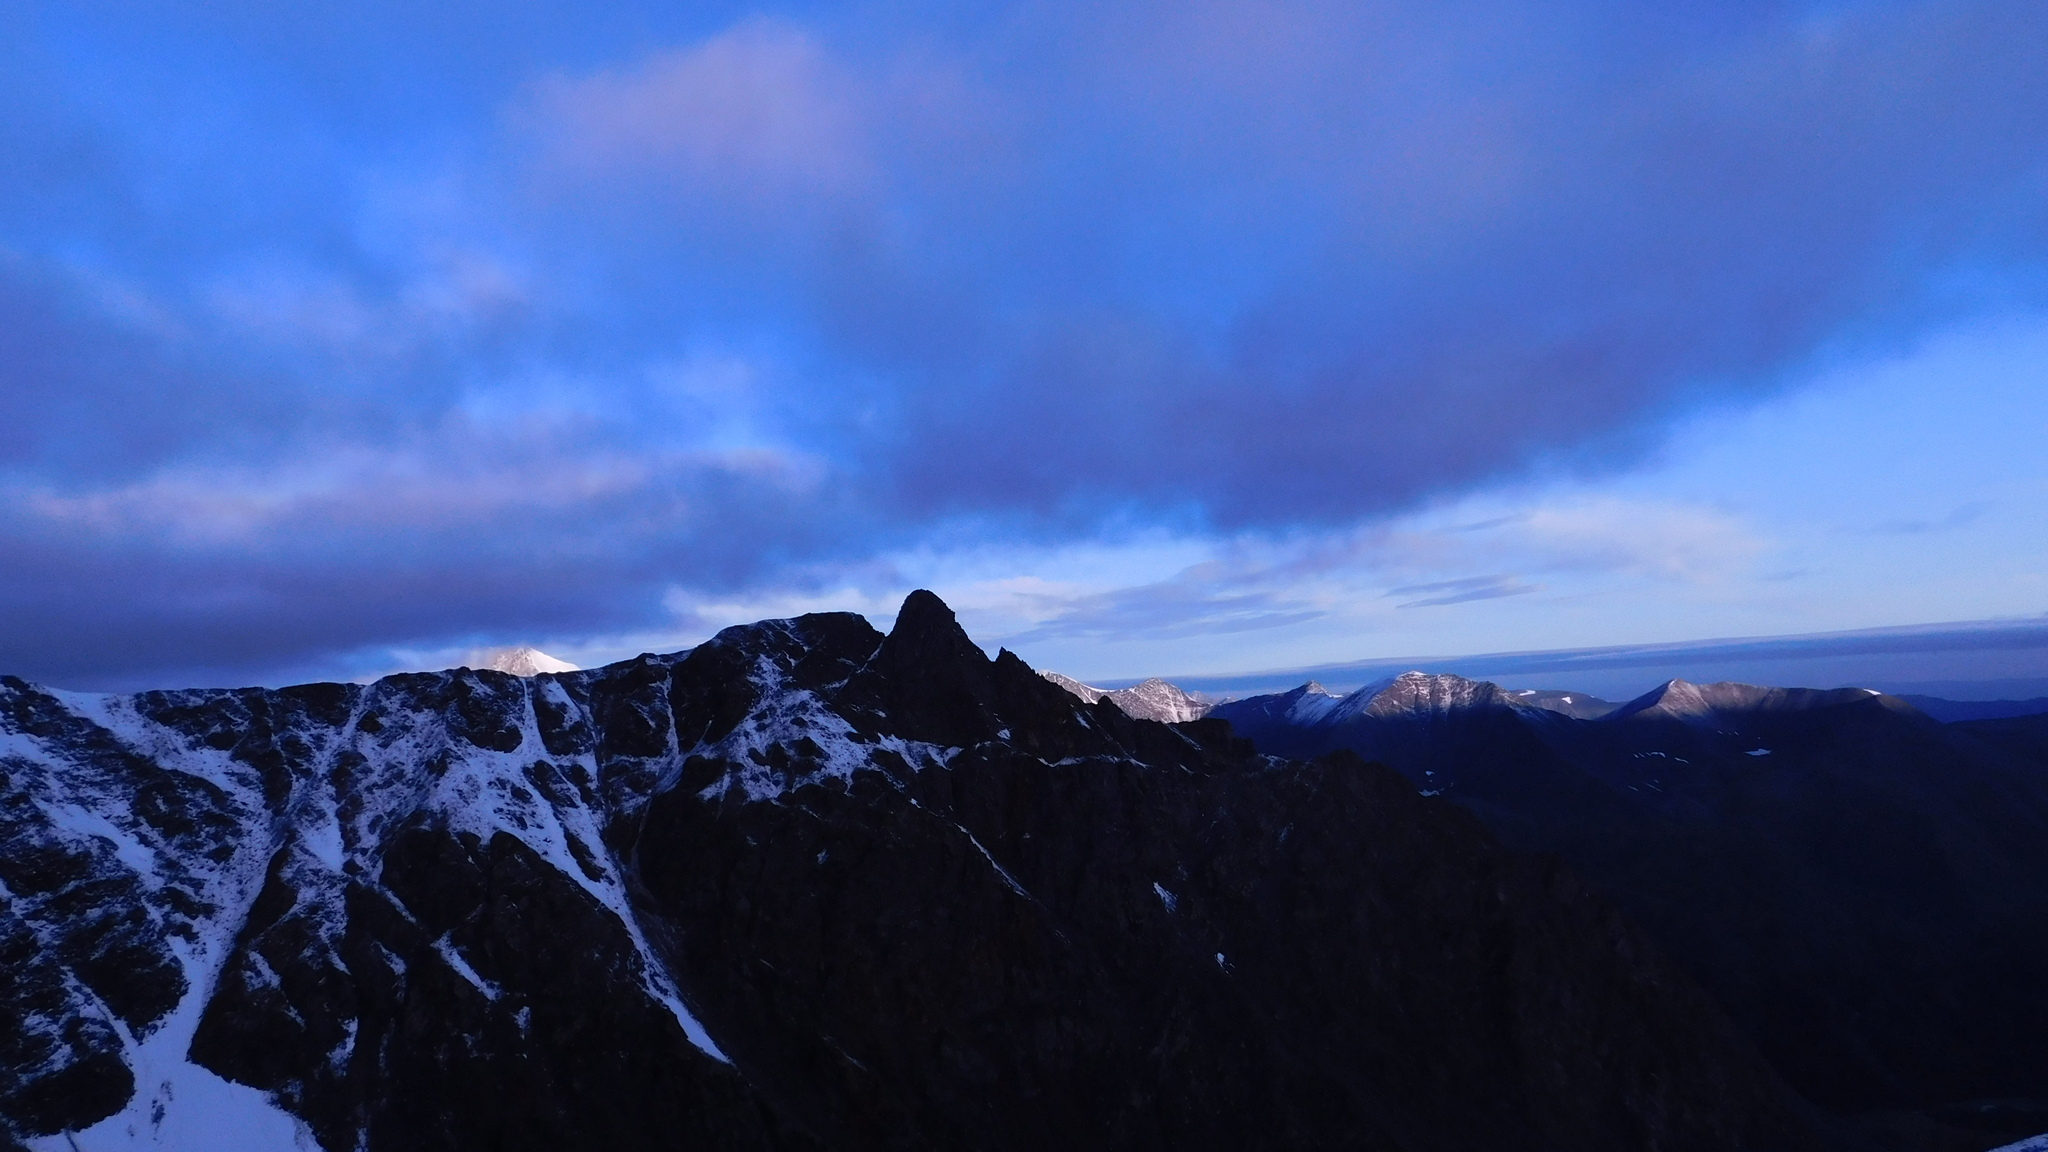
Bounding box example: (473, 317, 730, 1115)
(1036, 669, 1105, 703)
(463, 646, 580, 676)
(1211, 674, 2048, 1145)
(0, 595, 1842, 1152)
(1038, 671, 1211, 722)
(1601, 679, 1893, 724)
(1100, 677, 1211, 722)
(1505, 687, 1620, 718)
(1900, 695, 2048, 723)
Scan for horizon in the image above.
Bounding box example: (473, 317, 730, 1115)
(48, 595, 2046, 710)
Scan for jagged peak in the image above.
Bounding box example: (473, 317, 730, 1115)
(878, 590, 989, 671)
(894, 587, 956, 630)
(1105, 678, 1210, 723)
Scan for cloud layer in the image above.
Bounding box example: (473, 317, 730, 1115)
(2, 0, 2046, 686)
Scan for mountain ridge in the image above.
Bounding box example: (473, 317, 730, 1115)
(1037, 670, 1211, 722)
(0, 594, 1843, 1152)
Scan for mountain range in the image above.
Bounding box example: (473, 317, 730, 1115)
(1036, 672, 1212, 722)
(1212, 672, 2048, 1147)
(3, 597, 2044, 1151)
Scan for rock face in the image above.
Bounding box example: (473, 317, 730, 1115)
(1212, 674, 2048, 1143)
(1, 597, 1842, 1151)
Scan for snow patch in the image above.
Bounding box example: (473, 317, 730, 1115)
(690, 651, 956, 804)
(962, 828, 1031, 900)
(1038, 671, 1107, 704)
(1287, 683, 1345, 725)
(1152, 883, 1177, 913)
(43, 803, 163, 888)
(30, 890, 313, 1152)
(433, 934, 500, 1001)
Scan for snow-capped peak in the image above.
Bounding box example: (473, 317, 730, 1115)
(1106, 678, 1211, 723)
(1286, 681, 1346, 724)
(1036, 670, 1208, 722)
(464, 646, 579, 676)
(1347, 671, 1513, 720)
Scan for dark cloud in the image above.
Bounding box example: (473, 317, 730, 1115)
(2, 0, 2046, 684)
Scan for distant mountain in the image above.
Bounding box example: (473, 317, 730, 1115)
(1504, 687, 1619, 718)
(1038, 670, 1211, 722)
(1900, 695, 2048, 723)
(1602, 679, 1895, 724)
(463, 645, 580, 676)
(1101, 677, 1211, 722)
(0, 596, 1837, 1152)
(1211, 674, 2048, 1142)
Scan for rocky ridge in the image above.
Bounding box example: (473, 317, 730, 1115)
(1, 595, 1838, 1151)
(1037, 671, 1211, 722)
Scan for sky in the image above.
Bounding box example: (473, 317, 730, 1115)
(2, 0, 2046, 693)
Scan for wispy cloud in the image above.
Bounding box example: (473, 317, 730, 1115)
(1387, 575, 1541, 609)
(1874, 501, 1994, 535)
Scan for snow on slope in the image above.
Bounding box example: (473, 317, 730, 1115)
(1037, 670, 1107, 704)
(26, 975, 316, 1152)
(0, 661, 725, 1148)
(463, 646, 579, 676)
(1104, 678, 1210, 723)
(1285, 683, 1344, 725)
(691, 635, 959, 805)
(4, 688, 311, 1150)
(1038, 671, 1210, 723)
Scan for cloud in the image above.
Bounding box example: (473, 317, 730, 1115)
(1388, 575, 1541, 609)
(1001, 578, 1327, 644)
(1875, 500, 1994, 535)
(530, 19, 878, 205)
(1, 0, 2046, 684)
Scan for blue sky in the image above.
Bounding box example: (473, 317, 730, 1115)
(3, 0, 2045, 691)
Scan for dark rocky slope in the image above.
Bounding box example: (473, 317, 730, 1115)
(4, 595, 1846, 1150)
(1213, 676, 2048, 1146)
